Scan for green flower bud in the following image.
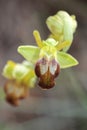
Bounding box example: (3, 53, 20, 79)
(46, 10, 78, 51)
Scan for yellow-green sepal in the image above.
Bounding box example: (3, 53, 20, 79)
(2, 60, 16, 79)
(18, 45, 40, 63)
(57, 51, 79, 69)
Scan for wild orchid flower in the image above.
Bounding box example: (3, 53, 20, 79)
(18, 30, 78, 89)
(2, 60, 36, 106)
(2, 10, 79, 107)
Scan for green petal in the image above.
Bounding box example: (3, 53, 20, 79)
(18, 45, 40, 63)
(57, 51, 79, 69)
(2, 61, 16, 79)
(13, 64, 29, 80)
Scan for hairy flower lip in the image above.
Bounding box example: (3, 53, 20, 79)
(35, 57, 60, 89)
(4, 80, 29, 106)
(35, 58, 60, 77)
(38, 79, 55, 89)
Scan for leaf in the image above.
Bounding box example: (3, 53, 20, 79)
(57, 51, 79, 69)
(18, 45, 40, 63)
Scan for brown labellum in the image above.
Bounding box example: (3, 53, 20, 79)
(4, 80, 29, 106)
(38, 68, 55, 89)
(35, 58, 60, 89)
(6, 94, 20, 106)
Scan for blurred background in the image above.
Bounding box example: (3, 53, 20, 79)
(0, 0, 87, 130)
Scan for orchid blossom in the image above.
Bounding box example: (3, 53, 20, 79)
(18, 29, 78, 89)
